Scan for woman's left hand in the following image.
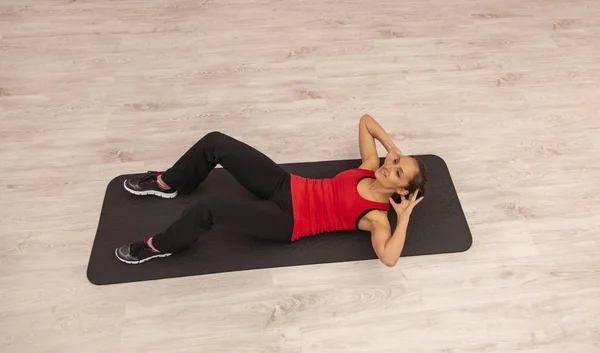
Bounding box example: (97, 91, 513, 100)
(389, 190, 424, 221)
(384, 147, 403, 165)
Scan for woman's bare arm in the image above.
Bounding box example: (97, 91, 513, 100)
(359, 211, 408, 267)
(359, 191, 424, 267)
(359, 114, 403, 170)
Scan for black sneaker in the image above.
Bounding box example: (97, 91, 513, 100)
(115, 240, 172, 264)
(123, 171, 178, 199)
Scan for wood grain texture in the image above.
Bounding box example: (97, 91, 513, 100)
(1, 0, 600, 352)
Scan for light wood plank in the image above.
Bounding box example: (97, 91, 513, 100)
(1, 0, 600, 352)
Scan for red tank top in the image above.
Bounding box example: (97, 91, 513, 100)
(289, 168, 390, 241)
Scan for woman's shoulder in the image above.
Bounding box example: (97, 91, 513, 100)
(334, 167, 375, 180)
(358, 159, 380, 172)
(353, 166, 377, 174)
(357, 208, 390, 231)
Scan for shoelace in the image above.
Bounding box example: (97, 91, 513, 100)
(138, 171, 159, 184)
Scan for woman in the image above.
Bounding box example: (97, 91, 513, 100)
(116, 114, 427, 267)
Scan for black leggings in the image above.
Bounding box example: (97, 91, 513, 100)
(152, 132, 294, 253)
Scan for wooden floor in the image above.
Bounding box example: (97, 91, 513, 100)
(2, 0, 600, 351)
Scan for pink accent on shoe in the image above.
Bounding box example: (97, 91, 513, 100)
(144, 236, 161, 253)
(156, 173, 171, 190)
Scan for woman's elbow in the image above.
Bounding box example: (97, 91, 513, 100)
(381, 257, 398, 267)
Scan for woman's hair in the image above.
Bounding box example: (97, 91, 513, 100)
(408, 156, 428, 198)
(391, 156, 428, 203)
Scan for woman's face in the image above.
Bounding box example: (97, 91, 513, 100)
(374, 155, 418, 195)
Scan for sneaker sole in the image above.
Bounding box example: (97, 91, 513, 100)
(115, 248, 173, 265)
(123, 180, 178, 199)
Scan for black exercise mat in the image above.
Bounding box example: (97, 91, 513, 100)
(87, 155, 472, 285)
